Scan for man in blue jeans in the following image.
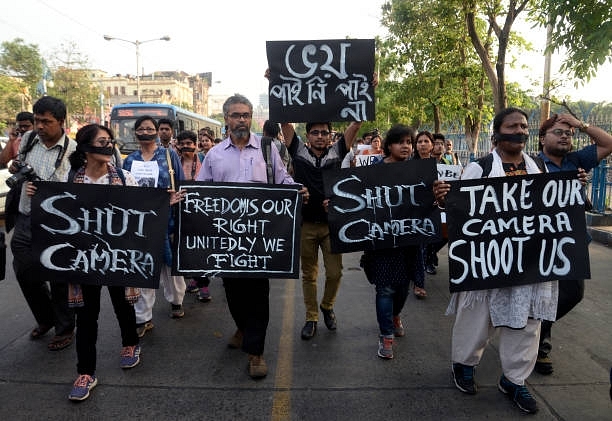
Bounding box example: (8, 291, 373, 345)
(535, 113, 612, 374)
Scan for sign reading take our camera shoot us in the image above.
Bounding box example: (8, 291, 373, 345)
(323, 159, 442, 254)
(266, 39, 375, 122)
(31, 182, 169, 288)
(174, 182, 302, 278)
(445, 172, 590, 293)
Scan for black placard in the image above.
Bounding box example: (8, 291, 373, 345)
(31, 182, 169, 288)
(174, 182, 302, 278)
(323, 160, 441, 253)
(266, 39, 375, 122)
(445, 171, 590, 292)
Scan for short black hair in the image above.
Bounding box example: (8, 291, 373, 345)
(33, 96, 66, 121)
(177, 130, 197, 142)
(16, 111, 34, 123)
(383, 124, 416, 156)
(263, 120, 280, 137)
(158, 118, 174, 128)
(134, 115, 159, 131)
(492, 107, 528, 134)
(305, 122, 332, 134)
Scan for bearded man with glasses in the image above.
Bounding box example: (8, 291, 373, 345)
(534, 113, 612, 375)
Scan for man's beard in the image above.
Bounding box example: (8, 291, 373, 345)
(233, 128, 250, 140)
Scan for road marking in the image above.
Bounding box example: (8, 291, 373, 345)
(271, 280, 295, 421)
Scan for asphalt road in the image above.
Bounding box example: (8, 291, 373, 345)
(1, 232, 611, 420)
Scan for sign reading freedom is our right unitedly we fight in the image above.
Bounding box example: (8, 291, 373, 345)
(266, 39, 375, 122)
(174, 182, 302, 278)
(445, 171, 590, 292)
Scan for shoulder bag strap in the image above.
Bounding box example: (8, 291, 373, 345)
(166, 147, 176, 191)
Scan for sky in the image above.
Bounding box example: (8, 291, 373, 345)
(0, 0, 609, 105)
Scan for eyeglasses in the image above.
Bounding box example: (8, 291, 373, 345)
(548, 129, 574, 137)
(309, 130, 330, 137)
(228, 112, 252, 120)
(135, 128, 157, 134)
(92, 138, 115, 147)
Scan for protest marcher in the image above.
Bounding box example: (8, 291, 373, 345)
(282, 120, 362, 340)
(123, 116, 186, 336)
(434, 107, 558, 414)
(196, 94, 307, 379)
(10, 96, 77, 351)
(48, 124, 141, 401)
(177, 130, 212, 303)
(361, 124, 419, 359)
(534, 113, 612, 375)
(0, 112, 35, 166)
(276, 67, 377, 340)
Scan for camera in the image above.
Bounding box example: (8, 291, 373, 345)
(6, 161, 40, 189)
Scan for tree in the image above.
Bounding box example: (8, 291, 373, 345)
(531, 1, 612, 83)
(0, 38, 44, 110)
(46, 42, 99, 126)
(379, 0, 495, 152)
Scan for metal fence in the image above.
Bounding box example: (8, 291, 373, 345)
(443, 117, 612, 215)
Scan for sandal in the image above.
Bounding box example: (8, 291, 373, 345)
(30, 325, 53, 340)
(48, 331, 74, 351)
(414, 287, 428, 299)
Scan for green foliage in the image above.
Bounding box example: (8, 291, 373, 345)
(0, 38, 43, 89)
(0, 74, 25, 123)
(530, 0, 612, 82)
(0, 38, 43, 109)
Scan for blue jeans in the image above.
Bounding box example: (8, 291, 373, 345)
(376, 284, 409, 336)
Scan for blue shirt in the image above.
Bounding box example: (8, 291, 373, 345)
(537, 144, 599, 173)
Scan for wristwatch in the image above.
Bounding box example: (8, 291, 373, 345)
(578, 121, 590, 132)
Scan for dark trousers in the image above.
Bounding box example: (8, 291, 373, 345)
(194, 276, 211, 288)
(11, 213, 74, 335)
(223, 277, 269, 356)
(76, 284, 139, 375)
(539, 279, 585, 356)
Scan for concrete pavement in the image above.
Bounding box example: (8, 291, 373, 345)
(1, 228, 611, 420)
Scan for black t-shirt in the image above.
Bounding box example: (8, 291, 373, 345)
(287, 133, 348, 223)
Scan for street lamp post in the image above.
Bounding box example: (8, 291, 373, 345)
(103, 35, 170, 102)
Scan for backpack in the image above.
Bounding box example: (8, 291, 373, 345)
(261, 136, 291, 184)
(476, 153, 546, 177)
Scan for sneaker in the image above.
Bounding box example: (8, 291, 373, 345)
(198, 286, 212, 302)
(452, 363, 477, 394)
(534, 355, 553, 375)
(171, 304, 185, 319)
(228, 329, 243, 349)
(377, 335, 394, 359)
(498, 375, 538, 414)
(320, 305, 337, 330)
(136, 320, 154, 338)
(119, 345, 141, 369)
(186, 279, 199, 293)
(248, 354, 268, 379)
(68, 374, 98, 401)
(393, 316, 405, 337)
